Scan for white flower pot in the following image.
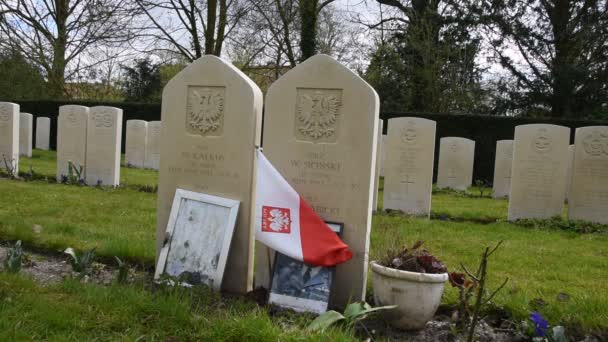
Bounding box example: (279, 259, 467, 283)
(370, 261, 448, 330)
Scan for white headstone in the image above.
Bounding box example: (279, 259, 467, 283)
(379, 134, 387, 177)
(157, 55, 262, 294)
(508, 124, 570, 220)
(19, 113, 33, 157)
(565, 145, 574, 200)
(567, 126, 608, 224)
(35, 117, 51, 150)
(259, 54, 379, 307)
(436, 137, 475, 191)
(84, 106, 122, 186)
(492, 140, 513, 198)
(144, 121, 161, 170)
(125, 120, 148, 168)
(0, 102, 19, 173)
(57, 105, 89, 181)
(383, 117, 436, 216)
(372, 119, 383, 210)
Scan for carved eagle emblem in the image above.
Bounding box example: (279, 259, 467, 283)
(296, 92, 341, 139)
(188, 88, 224, 134)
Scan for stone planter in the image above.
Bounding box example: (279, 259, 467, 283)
(370, 261, 448, 330)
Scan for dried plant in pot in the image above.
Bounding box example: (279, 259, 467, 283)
(370, 241, 448, 330)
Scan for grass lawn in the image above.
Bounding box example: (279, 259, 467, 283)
(20, 149, 159, 187)
(1, 150, 607, 338)
(0, 274, 352, 341)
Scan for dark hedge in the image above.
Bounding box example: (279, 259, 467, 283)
(9, 100, 608, 183)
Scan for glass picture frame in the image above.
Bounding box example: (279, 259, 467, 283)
(155, 188, 240, 291)
(268, 222, 343, 314)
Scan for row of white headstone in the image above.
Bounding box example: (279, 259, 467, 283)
(494, 125, 608, 224)
(125, 120, 162, 170)
(376, 118, 608, 224)
(0, 111, 51, 164)
(0, 105, 163, 186)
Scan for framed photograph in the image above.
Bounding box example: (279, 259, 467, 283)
(268, 222, 344, 314)
(155, 188, 240, 291)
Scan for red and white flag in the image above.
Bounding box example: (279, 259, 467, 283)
(254, 149, 352, 267)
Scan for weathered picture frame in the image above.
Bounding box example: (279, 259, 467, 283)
(155, 188, 240, 291)
(268, 222, 344, 314)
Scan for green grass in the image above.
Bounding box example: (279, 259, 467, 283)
(0, 180, 156, 263)
(0, 273, 353, 341)
(20, 149, 159, 187)
(371, 214, 608, 333)
(1, 152, 607, 337)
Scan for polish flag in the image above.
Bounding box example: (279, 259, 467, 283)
(254, 149, 353, 267)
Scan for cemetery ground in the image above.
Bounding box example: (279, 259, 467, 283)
(0, 150, 606, 340)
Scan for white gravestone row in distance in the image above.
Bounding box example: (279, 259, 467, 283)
(436, 137, 475, 191)
(125, 119, 148, 168)
(0, 102, 19, 173)
(84, 106, 123, 187)
(35, 117, 51, 150)
(492, 140, 513, 199)
(508, 124, 570, 220)
(57, 105, 89, 181)
(19, 113, 33, 157)
(382, 117, 436, 217)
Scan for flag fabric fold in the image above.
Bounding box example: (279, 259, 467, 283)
(254, 149, 352, 267)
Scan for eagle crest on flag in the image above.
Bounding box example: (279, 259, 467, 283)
(296, 92, 340, 139)
(262, 206, 291, 233)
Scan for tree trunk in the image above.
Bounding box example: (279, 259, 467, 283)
(550, 0, 574, 118)
(299, 0, 318, 61)
(214, 0, 227, 56)
(49, 0, 69, 99)
(205, 0, 218, 55)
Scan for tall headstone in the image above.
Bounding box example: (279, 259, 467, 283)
(567, 126, 608, 224)
(379, 134, 387, 177)
(372, 119, 383, 210)
(19, 113, 33, 157)
(492, 140, 513, 198)
(436, 137, 475, 191)
(125, 120, 148, 168)
(383, 117, 436, 216)
(35, 117, 51, 150)
(157, 55, 262, 294)
(565, 145, 575, 200)
(144, 121, 161, 170)
(508, 124, 570, 220)
(0, 102, 19, 173)
(260, 54, 379, 307)
(57, 105, 89, 181)
(84, 106, 122, 186)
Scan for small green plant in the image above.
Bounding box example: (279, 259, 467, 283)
(3, 240, 23, 273)
(115, 256, 129, 284)
(308, 302, 397, 333)
(474, 180, 490, 197)
(449, 241, 508, 342)
(64, 247, 96, 279)
(62, 161, 85, 185)
(1, 155, 17, 179)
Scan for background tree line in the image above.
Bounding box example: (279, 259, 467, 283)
(0, 0, 606, 119)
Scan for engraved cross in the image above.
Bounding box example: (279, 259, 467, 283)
(400, 175, 415, 193)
